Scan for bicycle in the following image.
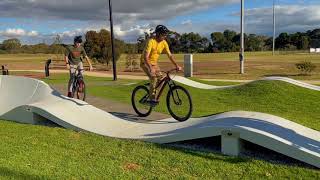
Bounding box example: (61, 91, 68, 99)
(70, 69, 86, 101)
(131, 69, 193, 122)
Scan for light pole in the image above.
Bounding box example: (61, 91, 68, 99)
(272, 0, 276, 56)
(240, 0, 245, 74)
(108, 0, 117, 81)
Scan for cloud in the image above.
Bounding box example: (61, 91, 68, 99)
(233, 5, 320, 35)
(0, 28, 39, 38)
(181, 20, 192, 26)
(0, 0, 238, 43)
(0, 0, 237, 22)
(2, 1, 320, 44)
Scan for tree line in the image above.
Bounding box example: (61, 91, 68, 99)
(0, 28, 320, 63)
(134, 28, 320, 54)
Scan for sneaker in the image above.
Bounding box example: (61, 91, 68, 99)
(67, 92, 72, 98)
(147, 99, 159, 107)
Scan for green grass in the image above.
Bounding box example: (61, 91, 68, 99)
(0, 120, 319, 179)
(42, 73, 320, 131)
(89, 80, 320, 131)
(189, 77, 241, 86)
(1, 73, 319, 177)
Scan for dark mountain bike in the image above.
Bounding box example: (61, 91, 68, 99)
(71, 69, 86, 101)
(131, 69, 192, 122)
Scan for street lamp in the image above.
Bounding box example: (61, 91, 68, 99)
(108, 0, 117, 81)
(272, 0, 276, 56)
(240, 0, 245, 74)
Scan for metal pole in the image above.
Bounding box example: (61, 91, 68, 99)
(109, 0, 117, 81)
(240, 0, 245, 74)
(272, 0, 276, 56)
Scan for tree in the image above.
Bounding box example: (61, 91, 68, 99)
(246, 34, 266, 51)
(2, 38, 21, 53)
(211, 32, 225, 52)
(125, 54, 139, 72)
(166, 31, 181, 53)
(300, 36, 310, 50)
(276, 33, 290, 49)
(179, 32, 208, 53)
(223, 30, 237, 42)
(137, 32, 153, 53)
(84, 29, 124, 67)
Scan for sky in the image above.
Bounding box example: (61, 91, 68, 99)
(0, 0, 320, 44)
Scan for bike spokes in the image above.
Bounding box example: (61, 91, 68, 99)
(132, 86, 152, 117)
(167, 86, 192, 122)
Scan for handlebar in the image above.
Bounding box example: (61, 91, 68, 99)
(162, 68, 182, 75)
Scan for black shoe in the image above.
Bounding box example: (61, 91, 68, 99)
(147, 100, 159, 107)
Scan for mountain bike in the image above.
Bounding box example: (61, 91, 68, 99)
(71, 69, 86, 101)
(131, 69, 192, 122)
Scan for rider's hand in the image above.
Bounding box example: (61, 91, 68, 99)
(66, 64, 70, 70)
(176, 65, 182, 71)
(89, 65, 93, 71)
(150, 67, 156, 74)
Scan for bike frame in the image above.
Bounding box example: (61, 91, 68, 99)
(154, 69, 177, 101)
(72, 69, 84, 91)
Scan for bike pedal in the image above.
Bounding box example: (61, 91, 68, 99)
(147, 100, 159, 107)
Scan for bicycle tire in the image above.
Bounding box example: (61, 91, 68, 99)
(75, 80, 86, 101)
(166, 85, 192, 122)
(131, 85, 152, 117)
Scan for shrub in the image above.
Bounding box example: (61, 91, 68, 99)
(125, 54, 139, 72)
(295, 61, 316, 75)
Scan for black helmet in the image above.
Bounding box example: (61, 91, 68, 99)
(74, 36, 83, 44)
(155, 25, 170, 35)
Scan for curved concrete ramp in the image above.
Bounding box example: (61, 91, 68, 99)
(171, 76, 320, 91)
(0, 75, 319, 168)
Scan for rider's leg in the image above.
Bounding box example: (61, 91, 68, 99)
(140, 63, 157, 101)
(78, 62, 84, 75)
(68, 64, 77, 97)
(154, 65, 164, 97)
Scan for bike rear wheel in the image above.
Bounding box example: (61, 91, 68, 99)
(74, 80, 86, 101)
(166, 85, 192, 122)
(131, 85, 152, 117)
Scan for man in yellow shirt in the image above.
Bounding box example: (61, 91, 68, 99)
(140, 25, 182, 105)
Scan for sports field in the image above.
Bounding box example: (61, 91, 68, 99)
(1, 51, 319, 80)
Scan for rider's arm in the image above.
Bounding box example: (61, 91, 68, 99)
(64, 48, 69, 65)
(82, 48, 93, 71)
(144, 40, 153, 70)
(164, 41, 180, 70)
(84, 55, 93, 70)
(168, 54, 177, 67)
(64, 55, 70, 70)
(64, 55, 69, 65)
(144, 51, 152, 70)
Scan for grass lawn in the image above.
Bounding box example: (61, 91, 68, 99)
(189, 77, 242, 86)
(0, 120, 319, 179)
(0, 73, 319, 178)
(39, 73, 320, 131)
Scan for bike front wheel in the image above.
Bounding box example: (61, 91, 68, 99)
(75, 80, 86, 101)
(166, 86, 192, 122)
(131, 85, 152, 117)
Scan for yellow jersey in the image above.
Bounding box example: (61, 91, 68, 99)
(141, 38, 172, 65)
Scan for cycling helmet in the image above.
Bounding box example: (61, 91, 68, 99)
(74, 36, 83, 44)
(155, 25, 170, 35)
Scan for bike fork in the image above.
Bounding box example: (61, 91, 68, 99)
(168, 81, 182, 105)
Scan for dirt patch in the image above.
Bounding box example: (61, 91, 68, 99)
(123, 162, 140, 171)
(18, 73, 46, 79)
